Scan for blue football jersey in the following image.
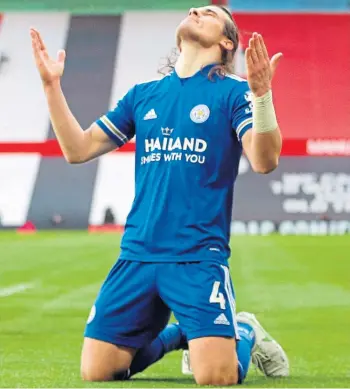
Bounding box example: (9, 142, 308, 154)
(97, 64, 253, 264)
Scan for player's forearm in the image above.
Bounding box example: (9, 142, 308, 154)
(249, 128, 282, 174)
(44, 81, 88, 163)
(249, 89, 281, 174)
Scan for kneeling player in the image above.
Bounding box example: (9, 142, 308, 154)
(119, 311, 289, 383)
(31, 2, 286, 384)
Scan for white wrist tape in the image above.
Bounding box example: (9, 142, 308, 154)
(252, 90, 278, 133)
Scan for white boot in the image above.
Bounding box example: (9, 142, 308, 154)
(237, 312, 290, 377)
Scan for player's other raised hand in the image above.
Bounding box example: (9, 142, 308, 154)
(245, 32, 283, 97)
(30, 28, 66, 86)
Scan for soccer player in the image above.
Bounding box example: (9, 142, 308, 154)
(30, 5, 287, 386)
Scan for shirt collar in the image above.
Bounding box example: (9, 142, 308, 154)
(169, 63, 219, 85)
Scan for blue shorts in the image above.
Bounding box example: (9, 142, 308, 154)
(84, 260, 239, 349)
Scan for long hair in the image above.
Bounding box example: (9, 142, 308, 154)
(158, 6, 240, 79)
(158, 47, 179, 77)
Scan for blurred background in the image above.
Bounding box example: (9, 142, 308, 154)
(0, 0, 349, 234)
(0, 2, 350, 388)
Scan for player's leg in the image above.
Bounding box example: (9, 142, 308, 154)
(127, 320, 254, 382)
(189, 337, 240, 385)
(81, 339, 135, 381)
(81, 260, 168, 381)
(186, 304, 255, 385)
(182, 312, 289, 378)
(126, 322, 185, 377)
(159, 262, 255, 386)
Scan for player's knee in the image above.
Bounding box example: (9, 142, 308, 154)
(81, 361, 130, 382)
(81, 366, 110, 382)
(81, 366, 128, 382)
(195, 371, 238, 386)
(194, 363, 239, 386)
(81, 338, 134, 382)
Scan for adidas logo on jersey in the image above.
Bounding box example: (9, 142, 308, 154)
(143, 109, 157, 120)
(214, 313, 230, 326)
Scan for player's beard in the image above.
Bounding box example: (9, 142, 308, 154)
(176, 21, 214, 49)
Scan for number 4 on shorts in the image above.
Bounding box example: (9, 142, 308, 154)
(209, 281, 226, 310)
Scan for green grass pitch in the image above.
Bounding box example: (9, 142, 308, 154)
(1, 232, 350, 388)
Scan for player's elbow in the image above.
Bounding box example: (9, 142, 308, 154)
(64, 151, 88, 164)
(252, 158, 279, 175)
(65, 154, 83, 164)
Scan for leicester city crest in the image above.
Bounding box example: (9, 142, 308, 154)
(190, 104, 210, 124)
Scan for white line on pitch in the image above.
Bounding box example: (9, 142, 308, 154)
(0, 283, 34, 298)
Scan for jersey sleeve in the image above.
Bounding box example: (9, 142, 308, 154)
(230, 82, 253, 141)
(96, 87, 136, 147)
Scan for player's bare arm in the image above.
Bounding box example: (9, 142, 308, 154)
(30, 28, 116, 164)
(242, 32, 283, 174)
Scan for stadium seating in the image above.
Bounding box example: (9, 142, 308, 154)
(89, 154, 135, 226)
(0, 13, 69, 142)
(0, 1, 349, 231)
(0, 155, 40, 226)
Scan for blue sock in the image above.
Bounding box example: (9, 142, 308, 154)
(129, 323, 186, 377)
(236, 323, 255, 384)
(129, 337, 165, 376)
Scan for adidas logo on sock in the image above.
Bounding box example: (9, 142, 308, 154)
(143, 109, 157, 120)
(214, 313, 230, 326)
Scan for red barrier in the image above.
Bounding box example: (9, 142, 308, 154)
(0, 138, 350, 156)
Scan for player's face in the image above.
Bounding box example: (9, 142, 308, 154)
(176, 6, 231, 49)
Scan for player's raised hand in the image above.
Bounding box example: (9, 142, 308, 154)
(30, 28, 66, 86)
(245, 32, 283, 97)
